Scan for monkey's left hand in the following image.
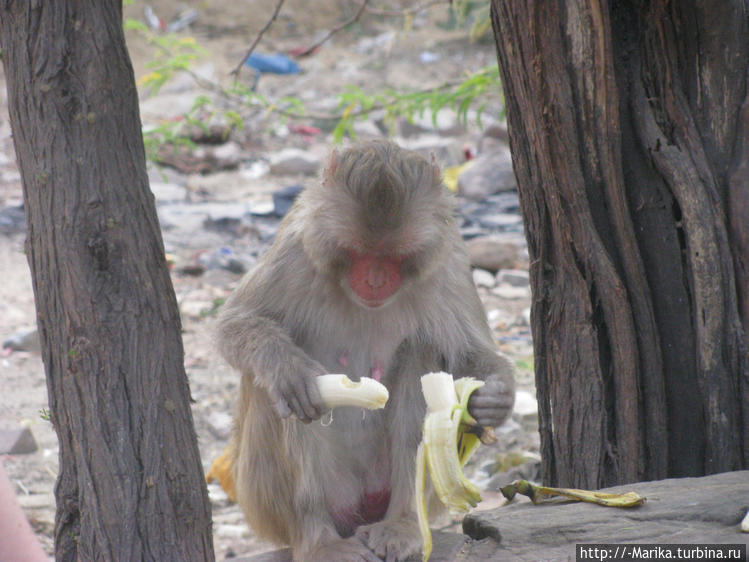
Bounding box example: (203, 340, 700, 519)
(467, 374, 515, 428)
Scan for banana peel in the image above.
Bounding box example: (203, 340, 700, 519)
(501, 479, 646, 508)
(415, 373, 492, 561)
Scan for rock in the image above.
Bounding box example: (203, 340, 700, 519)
(513, 390, 538, 418)
(496, 269, 529, 288)
(155, 142, 244, 174)
(269, 148, 321, 176)
(487, 308, 517, 331)
(0, 427, 38, 454)
(272, 185, 304, 217)
(140, 92, 199, 121)
(198, 247, 249, 274)
(150, 182, 187, 203)
(521, 307, 531, 326)
(491, 284, 531, 300)
(463, 471, 749, 560)
(211, 141, 244, 166)
(206, 411, 233, 440)
(477, 124, 509, 153)
(240, 160, 271, 181)
(397, 109, 463, 138)
(457, 148, 516, 201)
(238, 531, 468, 562)
(180, 300, 215, 319)
(476, 212, 523, 231)
(472, 268, 496, 289)
(396, 135, 465, 167)
(215, 524, 251, 539)
(0, 204, 25, 235)
(352, 119, 383, 138)
(2, 329, 40, 352)
(466, 236, 522, 272)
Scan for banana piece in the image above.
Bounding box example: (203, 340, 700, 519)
(316, 374, 389, 410)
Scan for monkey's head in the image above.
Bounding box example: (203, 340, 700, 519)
(302, 140, 455, 309)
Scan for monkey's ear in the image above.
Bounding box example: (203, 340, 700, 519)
(323, 149, 339, 187)
(429, 152, 442, 186)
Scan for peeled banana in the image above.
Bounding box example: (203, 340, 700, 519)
(316, 374, 389, 410)
(415, 372, 489, 561)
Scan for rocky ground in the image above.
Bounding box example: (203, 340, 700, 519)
(0, 2, 540, 559)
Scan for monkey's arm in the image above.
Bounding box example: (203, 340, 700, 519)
(463, 351, 516, 428)
(217, 294, 327, 422)
(444, 268, 517, 429)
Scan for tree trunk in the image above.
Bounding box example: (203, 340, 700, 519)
(0, 2, 214, 559)
(491, 0, 748, 488)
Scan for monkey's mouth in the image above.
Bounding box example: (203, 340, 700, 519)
(346, 252, 403, 307)
(342, 282, 398, 309)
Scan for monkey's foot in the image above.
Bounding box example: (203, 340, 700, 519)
(355, 517, 422, 562)
(300, 537, 381, 562)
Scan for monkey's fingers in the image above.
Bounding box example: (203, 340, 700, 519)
(302, 376, 327, 418)
(288, 377, 326, 422)
(469, 407, 512, 429)
(468, 392, 514, 428)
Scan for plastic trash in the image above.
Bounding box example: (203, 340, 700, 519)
(245, 53, 300, 75)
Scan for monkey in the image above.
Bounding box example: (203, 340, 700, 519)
(217, 140, 516, 562)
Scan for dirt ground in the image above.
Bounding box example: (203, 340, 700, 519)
(0, 2, 536, 559)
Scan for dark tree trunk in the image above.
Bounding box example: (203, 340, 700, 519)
(0, 2, 214, 559)
(491, 0, 748, 488)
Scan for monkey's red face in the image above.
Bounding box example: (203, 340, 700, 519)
(346, 251, 403, 308)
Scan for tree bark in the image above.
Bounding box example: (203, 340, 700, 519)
(0, 2, 214, 559)
(491, 0, 748, 488)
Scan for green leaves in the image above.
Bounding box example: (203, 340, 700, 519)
(332, 66, 503, 142)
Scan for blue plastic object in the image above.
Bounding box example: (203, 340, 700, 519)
(245, 53, 300, 75)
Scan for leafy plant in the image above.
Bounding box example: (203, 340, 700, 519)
(124, 10, 503, 157)
(332, 65, 503, 142)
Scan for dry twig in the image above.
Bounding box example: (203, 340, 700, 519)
(365, 0, 446, 17)
(230, 0, 286, 77)
(296, 0, 371, 57)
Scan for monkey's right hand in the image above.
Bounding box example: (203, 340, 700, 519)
(265, 353, 328, 423)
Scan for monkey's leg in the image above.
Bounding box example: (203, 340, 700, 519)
(356, 348, 433, 562)
(236, 394, 381, 562)
(289, 425, 386, 562)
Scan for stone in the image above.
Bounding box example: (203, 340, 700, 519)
(0, 426, 38, 454)
(268, 148, 321, 176)
(2, 329, 40, 352)
(211, 141, 244, 166)
(463, 471, 749, 560)
(472, 268, 496, 289)
(513, 390, 538, 418)
(496, 269, 530, 288)
(457, 148, 516, 201)
(466, 236, 522, 272)
(150, 182, 187, 203)
(238, 531, 468, 562)
(491, 284, 531, 300)
(0, 204, 25, 235)
(476, 212, 523, 231)
(396, 135, 465, 167)
(206, 411, 233, 440)
(237, 471, 749, 561)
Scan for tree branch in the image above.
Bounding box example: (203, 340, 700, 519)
(364, 0, 446, 17)
(230, 0, 286, 77)
(296, 0, 371, 57)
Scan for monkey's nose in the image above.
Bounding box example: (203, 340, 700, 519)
(367, 264, 387, 289)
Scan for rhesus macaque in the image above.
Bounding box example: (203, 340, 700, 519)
(217, 140, 515, 561)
